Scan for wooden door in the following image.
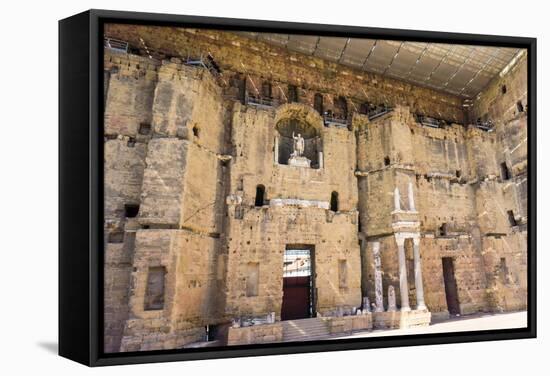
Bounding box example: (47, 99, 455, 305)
(281, 276, 311, 320)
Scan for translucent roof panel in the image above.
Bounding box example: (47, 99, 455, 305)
(241, 32, 523, 98)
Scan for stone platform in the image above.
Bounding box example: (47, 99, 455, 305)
(288, 155, 311, 167)
(373, 309, 432, 329)
(227, 322, 283, 346)
(323, 313, 373, 334)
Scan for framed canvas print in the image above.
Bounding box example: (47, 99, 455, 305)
(59, 9, 536, 366)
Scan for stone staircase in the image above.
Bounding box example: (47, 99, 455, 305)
(282, 318, 330, 342)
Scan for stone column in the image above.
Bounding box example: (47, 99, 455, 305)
(408, 181, 416, 211)
(394, 187, 401, 211)
(387, 285, 397, 312)
(318, 151, 324, 169)
(395, 235, 411, 311)
(372, 242, 384, 312)
(413, 237, 427, 310)
(274, 136, 279, 164)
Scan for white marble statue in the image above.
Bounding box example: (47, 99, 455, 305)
(292, 132, 305, 157)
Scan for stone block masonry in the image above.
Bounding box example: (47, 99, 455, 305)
(227, 323, 284, 346)
(102, 27, 528, 351)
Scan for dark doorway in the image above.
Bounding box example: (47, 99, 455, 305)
(255, 185, 265, 207)
(442, 257, 460, 315)
(288, 84, 299, 103)
(439, 223, 448, 237)
(124, 203, 140, 218)
(330, 191, 339, 212)
(500, 162, 511, 180)
(507, 210, 517, 227)
(261, 81, 272, 99)
(281, 276, 311, 320)
(334, 96, 348, 119)
(236, 75, 246, 104)
(313, 93, 324, 114)
(359, 102, 369, 115)
(281, 247, 315, 320)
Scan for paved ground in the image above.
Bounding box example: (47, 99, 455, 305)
(330, 311, 527, 340)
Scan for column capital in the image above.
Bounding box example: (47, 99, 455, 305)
(394, 234, 405, 246)
(412, 237, 421, 246)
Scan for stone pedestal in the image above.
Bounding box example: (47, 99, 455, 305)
(372, 309, 431, 330)
(288, 156, 311, 168)
(323, 313, 373, 334)
(227, 322, 283, 346)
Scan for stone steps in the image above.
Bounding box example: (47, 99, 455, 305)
(282, 318, 330, 342)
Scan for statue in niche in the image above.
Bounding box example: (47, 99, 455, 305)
(291, 132, 305, 157)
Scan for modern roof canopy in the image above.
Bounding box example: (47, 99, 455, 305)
(239, 32, 524, 99)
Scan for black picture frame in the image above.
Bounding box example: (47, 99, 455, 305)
(59, 9, 537, 367)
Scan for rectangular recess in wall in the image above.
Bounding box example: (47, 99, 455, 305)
(246, 262, 260, 297)
(338, 259, 348, 288)
(144, 266, 166, 311)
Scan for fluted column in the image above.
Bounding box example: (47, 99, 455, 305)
(413, 237, 427, 310)
(395, 235, 410, 311)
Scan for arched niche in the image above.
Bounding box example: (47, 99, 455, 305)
(274, 104, 324, 169)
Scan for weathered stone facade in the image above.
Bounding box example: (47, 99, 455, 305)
(102, 25, 528, 352)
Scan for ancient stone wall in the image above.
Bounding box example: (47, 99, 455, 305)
(104, 49, 230, 351)
(103, 27, 528, 351)
(470, 53, 528, 312)
(119, 229, 221, 351)
(227, 322, 283, 346)
(103, 51, 158, 352)
(359, 97, 527, 317)
(229, 103, 358, 209)
(224, 206, 361, 318)
(104, 24, 465, 123)
(224, 101, 362, 318)
(104, 52, 159, 137)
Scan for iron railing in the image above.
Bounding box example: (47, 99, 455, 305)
(476, 119, 494, 131)
(323, 113, 349, 127)
(246, 94, 278, 108)
(104, 37, 129, 53)
(417, 115, 442, 128)
(185, 53, 222, 77)
(367, 105, 393, 121)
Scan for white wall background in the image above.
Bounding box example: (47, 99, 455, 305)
(0, 0, 547, 374)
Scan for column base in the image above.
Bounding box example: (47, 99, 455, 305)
(373, 309, 432, 329)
